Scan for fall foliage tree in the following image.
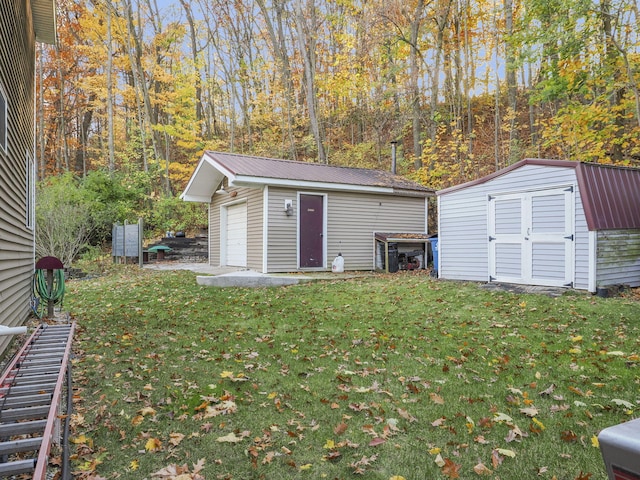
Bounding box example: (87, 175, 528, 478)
(36, 0, 639, 196)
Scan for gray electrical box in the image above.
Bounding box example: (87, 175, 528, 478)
(599, 418, 640, 480)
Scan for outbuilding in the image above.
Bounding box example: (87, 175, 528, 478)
(436, 159, 640, 292)
(181, 151, 435, 273)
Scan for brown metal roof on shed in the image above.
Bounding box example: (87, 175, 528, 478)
(204, 151, 435, 194)
(437, 158, 640, 232)
(576, 162, 640, 230)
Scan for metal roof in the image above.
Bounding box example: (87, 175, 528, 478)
(437, 158, 640, 231)
(31, 0, 57, 45)
(577, 162, 640, 230)
(182, 151, 434, 202)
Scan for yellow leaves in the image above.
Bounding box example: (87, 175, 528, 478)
(145, 437, 162, 452)
(323, 439, 336, 449)
(298, 463, 313, 471)
(591, 435, 599, 448)
(220, 371, 248, 382)
(130, 459, 139, 471)
(532, 417, 546, 431)
(71, 434, 92, 446)
(465, 416, 475, 434)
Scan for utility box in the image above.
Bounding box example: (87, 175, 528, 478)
(599, 418, 640, 479)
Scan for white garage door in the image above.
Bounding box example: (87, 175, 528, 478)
(225, 202, 247, 267)
(488, 186, 575, 287)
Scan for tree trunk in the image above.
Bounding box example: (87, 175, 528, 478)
(106, 1, 115, 175)
(294, 0, 326, 163)
(504, 0, 518, 164)
(409, 0, 425, 168)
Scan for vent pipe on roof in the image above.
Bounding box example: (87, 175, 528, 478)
(391, 141, 397, 174)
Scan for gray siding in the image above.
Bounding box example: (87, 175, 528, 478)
(0, 1, 36, 354)
(596, 229, 640, 288)
(266, 187, 426, 272)
(439, 164, 590, 287)
(265, 187, 298, 272)
(209, 186, 264, 270)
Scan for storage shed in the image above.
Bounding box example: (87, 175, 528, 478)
(437, 159, 640, 292)
(181, 152, 435, 273)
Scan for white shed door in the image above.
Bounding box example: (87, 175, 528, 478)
(225, 202, 247, 267)
(489, 186, 574, 287)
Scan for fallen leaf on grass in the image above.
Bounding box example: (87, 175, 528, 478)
(496, 448, 516, 458)
(216, 431, 249, 443)
(430, 392, 445, 404)
(334, 422, 348, 435)
(139, 406, 157, 416)
(369, 437, 386, 447)
(151, 459, 205, 479)
(611, 398, 634, 409)
(576, 472, 593, 480)
(473, 462, 492, 475)
(442, 458, 462, 478)
(145, 437, 162, 452)
(432, 417, 446, 427)
(169, 432, 185, 446)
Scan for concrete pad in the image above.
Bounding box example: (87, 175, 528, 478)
(196, 270, 313, 288)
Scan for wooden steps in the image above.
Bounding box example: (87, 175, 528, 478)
(0, 323, 75, 479)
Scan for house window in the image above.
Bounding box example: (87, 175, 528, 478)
(0, 85, 6, 153)
(26, 152, 35, 230)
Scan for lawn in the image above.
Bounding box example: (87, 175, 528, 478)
(66, 267, 639, 480)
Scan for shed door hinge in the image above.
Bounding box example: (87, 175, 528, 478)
(489, 236, 496, 242)
(564, 234, 574, 241)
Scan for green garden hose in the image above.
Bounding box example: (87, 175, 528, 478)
(34, 268, 66, 307)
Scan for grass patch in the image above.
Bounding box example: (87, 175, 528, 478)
(66, 267, 639, 479)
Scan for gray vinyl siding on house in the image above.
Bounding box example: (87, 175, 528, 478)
(439, 164, 589, 285)
(596, 230, 640, 288)
(265, 187, 426, 273)
(0, 0, 37, 354)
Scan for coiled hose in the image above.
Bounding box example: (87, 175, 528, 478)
(32, 269, 66, 317)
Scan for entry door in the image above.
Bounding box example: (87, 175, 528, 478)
(488, 186, 574, 287)
(225, 202, 247, 267)
(299, 194, 325, 268)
